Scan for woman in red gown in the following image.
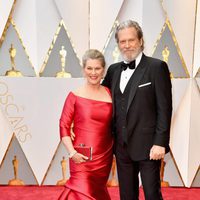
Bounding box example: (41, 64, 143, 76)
(58, 49, 113, 200)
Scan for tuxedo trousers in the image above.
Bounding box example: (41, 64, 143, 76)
(115, 141, 163, 200)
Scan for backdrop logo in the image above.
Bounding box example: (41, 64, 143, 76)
(0, 81, 32, 143)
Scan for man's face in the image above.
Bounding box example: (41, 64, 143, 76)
(117, 27, 143, 62)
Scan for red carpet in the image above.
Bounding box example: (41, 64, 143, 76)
(0, 186, 199, 200)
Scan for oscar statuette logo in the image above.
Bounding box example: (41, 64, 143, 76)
(5, 44, 23, 77)
(160, 158, 169, 187)
(112, 46, 120, 63)
(56, 46, 71, 78)
(8, 155, 24, 185)
(162, 45, 173, 79)
(56, 156, 68, 185)
(162, 45, 170, 63)
(107, 155, 118, 186)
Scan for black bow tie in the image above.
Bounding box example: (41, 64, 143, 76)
(121, 60, 135, 71)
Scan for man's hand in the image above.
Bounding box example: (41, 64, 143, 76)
(149, 145, 165, 160)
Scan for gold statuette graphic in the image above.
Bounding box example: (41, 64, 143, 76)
(56, 156, 68, 185)
(162, 45, 173, 78)
(8, 155, 24, 185)
(162, 45, 170, 63)
(160, 158, 169, 187)
(5, 44, 23, 77)
(112, 46, 120, 63)
(56, 46, 71, 78)
(107, 155, 118, 186)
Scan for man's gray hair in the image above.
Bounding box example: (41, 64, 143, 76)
(115, 20, 144, 50)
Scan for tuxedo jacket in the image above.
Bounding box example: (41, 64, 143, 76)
(102, 54, 172, 161)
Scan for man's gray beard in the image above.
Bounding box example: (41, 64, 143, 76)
(122, 54, 136, 62)
(121, 50, 142, 62)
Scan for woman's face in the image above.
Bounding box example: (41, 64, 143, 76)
(83, 59, 104, 86)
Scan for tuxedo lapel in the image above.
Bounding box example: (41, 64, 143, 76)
(111, 64, 122, 118)
(126, 55, 148, 112)
(111, 64, 122, 97)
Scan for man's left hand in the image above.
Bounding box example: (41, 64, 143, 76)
(149, 145, 165, 160)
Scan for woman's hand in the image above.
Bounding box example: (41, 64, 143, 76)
(71, 153, 89, 163)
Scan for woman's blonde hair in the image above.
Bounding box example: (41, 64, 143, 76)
(82, 49, 106, 68)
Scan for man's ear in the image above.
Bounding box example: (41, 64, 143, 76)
(140, 38, 143, 47)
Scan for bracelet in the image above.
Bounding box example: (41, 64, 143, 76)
(69, 150, 77, 158)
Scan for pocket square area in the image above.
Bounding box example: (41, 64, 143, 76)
(138, 82, 151, 88)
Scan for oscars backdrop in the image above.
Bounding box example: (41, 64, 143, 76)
(0, 0, 200, 187)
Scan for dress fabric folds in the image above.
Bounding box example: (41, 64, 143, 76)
(59, 92, 113, 200)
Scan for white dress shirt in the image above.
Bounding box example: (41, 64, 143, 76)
(120, 52, 143, 93)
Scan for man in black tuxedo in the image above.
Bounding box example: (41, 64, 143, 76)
(102, 20, 172, 200)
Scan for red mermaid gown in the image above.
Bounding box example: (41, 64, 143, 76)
(59, 91, 113, 200)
